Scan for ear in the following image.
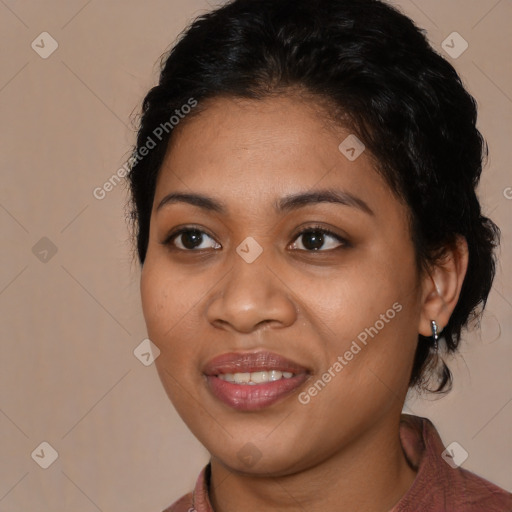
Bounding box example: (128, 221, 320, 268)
(418, 236, 469, 338)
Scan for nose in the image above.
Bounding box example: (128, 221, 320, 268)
(206, 253, 298, 334)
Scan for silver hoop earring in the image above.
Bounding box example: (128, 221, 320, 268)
(431, 320, 439, 350)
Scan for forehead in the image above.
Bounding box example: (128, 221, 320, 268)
(154, 94, 393, 216)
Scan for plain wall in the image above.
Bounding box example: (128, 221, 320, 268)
(1, 1, 511, 510)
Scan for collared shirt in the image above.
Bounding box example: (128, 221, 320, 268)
(163, 414, 512, 511)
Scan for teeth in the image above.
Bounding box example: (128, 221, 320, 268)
(251, 371, 268, 383)
(218, 370, 296, 384)
(233, 372, 250, 383)
(269, 370, 282, 381)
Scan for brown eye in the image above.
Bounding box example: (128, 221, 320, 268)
(164, 228, 221, 251)
(290, 226, 348, 251)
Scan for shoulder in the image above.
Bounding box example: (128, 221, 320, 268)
(394, 414, 512, 511)
(454, 466, 512, 511)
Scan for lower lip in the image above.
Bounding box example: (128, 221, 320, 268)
(206, 374, 308, 411)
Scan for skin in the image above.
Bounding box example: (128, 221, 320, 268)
(140, 93, 468, 512)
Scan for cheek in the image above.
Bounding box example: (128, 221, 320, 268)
(308, 247, 419, 377)
(308, 254, 410, 330)
(140, 265, 168, 339)
(140, 254, 220, 383)
(140, 259, 192, 349)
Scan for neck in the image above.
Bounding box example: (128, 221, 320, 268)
(209, 413, 417, 512)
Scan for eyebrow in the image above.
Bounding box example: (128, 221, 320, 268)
(156, 188, 374, 216)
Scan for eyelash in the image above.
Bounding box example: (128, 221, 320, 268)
(161, 224, 350, 253)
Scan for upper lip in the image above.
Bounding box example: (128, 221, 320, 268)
(203, 351, 309, 376)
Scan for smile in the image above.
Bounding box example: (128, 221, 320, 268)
(217, 370, 295, 384)
(203, 351, 310, 411)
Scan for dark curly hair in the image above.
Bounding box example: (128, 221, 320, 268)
(126, 0, 500, 393)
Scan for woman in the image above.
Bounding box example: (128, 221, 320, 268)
(126, 0, 512, 510)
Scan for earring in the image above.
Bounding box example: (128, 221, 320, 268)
(430, 320, 440, 350)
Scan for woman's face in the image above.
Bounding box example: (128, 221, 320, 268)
(141, 94, 425, 475)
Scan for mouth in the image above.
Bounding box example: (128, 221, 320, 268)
(217, 370, 296, 384)
(203, 351, 310, 411)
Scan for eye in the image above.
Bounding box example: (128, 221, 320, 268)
(163, 227, 221, 251)
(289, 225, 348, 251)
(162, 225, 349, 252)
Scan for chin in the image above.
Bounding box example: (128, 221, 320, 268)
(214, 449, 308, 477)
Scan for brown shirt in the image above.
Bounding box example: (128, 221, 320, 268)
(163, 414, 512, 511)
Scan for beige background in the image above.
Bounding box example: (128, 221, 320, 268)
(0, 0, 510, 510)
